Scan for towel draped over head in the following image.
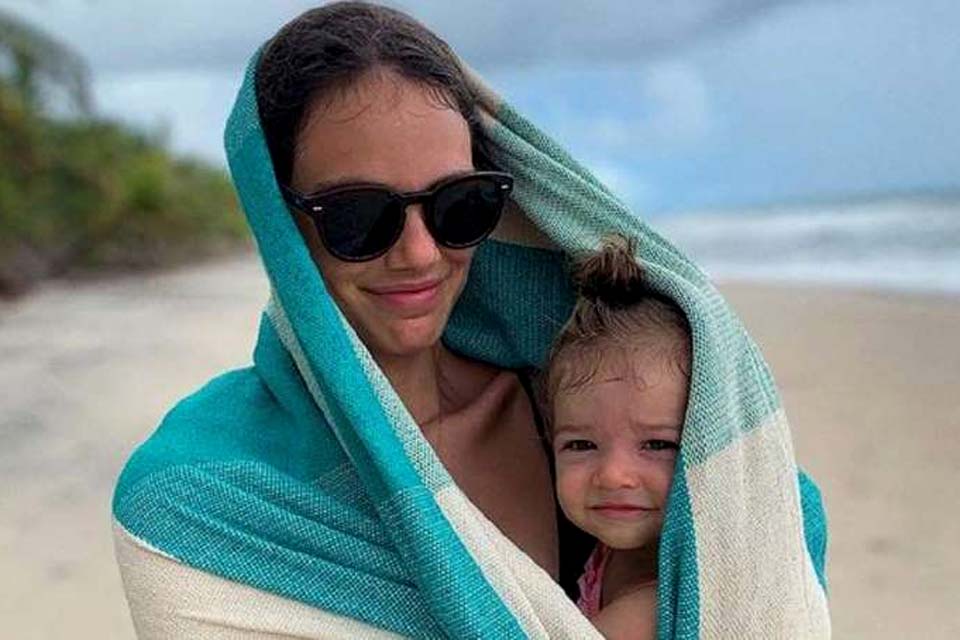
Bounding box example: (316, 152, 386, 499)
(112, 48, 830, 639)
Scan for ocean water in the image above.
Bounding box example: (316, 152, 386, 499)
(648, 196, 960, 295)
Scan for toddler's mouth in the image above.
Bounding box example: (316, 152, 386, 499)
(590, 503, 656, 520)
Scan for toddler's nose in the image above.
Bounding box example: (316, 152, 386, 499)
(594, 449, 641, 490)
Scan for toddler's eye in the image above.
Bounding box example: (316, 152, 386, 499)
(643, 439, 680, 452)
(560, 439, 596, 452)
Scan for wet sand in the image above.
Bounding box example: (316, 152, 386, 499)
(1, 254, 957, 638)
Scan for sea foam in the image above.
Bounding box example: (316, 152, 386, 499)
(650, 197, 960, 295)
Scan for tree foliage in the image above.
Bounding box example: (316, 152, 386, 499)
(0, 8, 90, 112)
(0, 11, 247, 295)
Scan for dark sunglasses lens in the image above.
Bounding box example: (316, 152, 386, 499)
(317, 190, 402, 260)
(431, 177, 508, 247)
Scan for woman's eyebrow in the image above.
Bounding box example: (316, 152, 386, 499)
(304, 176, 377, 194)
(305, 169, 476, 195)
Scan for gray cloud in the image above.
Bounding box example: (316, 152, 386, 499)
(0, 0, 829, 75)
(412, 0, 831, 69)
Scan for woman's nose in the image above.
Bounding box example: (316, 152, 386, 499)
(383, 204, 441, 270)
(594, 450, 641, 490)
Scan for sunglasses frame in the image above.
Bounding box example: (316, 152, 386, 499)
(281, 170, 514, 262)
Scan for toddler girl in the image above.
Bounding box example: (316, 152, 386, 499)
(544, 236, 692, 639)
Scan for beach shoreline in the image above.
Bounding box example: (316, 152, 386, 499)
(1, 255, 957, 639)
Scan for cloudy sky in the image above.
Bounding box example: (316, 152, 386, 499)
(3, 0, 959, 214)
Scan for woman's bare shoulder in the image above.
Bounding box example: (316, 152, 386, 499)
(590, 586, 657, 640)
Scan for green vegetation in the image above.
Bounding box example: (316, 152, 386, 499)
(0, 10, 247, 296)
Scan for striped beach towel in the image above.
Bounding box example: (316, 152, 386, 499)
(112, 49, 830, 639)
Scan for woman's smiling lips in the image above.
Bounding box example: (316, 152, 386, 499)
(365, 279, 444, 312)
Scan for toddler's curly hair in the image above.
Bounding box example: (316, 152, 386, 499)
(542, 235, 692, 426)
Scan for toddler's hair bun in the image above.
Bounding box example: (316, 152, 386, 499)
(573, 235, 648, 309)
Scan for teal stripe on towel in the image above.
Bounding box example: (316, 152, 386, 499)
(657, 458, 701, 640)
(447, 239, 575, 369)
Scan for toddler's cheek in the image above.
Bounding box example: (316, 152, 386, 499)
(653, 465, 678, 506)
(554, 471, 586, 522)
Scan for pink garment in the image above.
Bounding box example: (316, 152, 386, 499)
(576, 543, 612, 618)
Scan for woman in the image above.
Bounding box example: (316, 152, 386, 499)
(113, 3, 829, 638)
(258, 0, 562, 578)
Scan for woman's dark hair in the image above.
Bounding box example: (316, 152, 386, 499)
(256, 1, 490, 185)
(542, 235, 692, 425)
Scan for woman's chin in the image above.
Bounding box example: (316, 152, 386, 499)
(370, 316, 447, 359)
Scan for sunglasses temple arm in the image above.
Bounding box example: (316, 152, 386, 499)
(279, 184, 311, 214)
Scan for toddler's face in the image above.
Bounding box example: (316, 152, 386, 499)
(552, 353, 687, 550)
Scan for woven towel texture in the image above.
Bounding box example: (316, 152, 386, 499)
(113, 50, 830, 639)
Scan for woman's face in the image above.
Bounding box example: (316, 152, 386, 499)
(290, 70, 476, 360)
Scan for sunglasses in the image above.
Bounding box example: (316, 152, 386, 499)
(281, 171, 514, 262)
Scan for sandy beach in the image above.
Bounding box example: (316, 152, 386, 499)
(1, 253, 957, 639)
